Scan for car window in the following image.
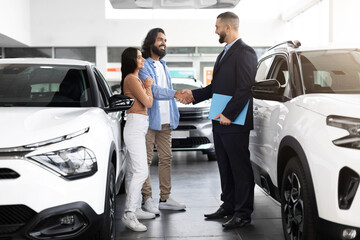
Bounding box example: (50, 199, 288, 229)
(0, 64, 92, 107)
(255, 56, 273, 82)
(93, 68, 111, 107)
(300, 50, 360, 94)
(269, 56, 293, 99)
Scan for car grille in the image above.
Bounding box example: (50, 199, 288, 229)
(179, 110, 209, 120)
(175, 125, 196, 130)
(0, 169, 20, 180)
(172, 137, 210, 148)
(0, 205, 37, 235)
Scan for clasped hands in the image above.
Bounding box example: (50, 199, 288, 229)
(174, 89, 231, 125)
(174, 89, 194, 105)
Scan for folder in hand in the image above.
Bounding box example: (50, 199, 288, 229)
(208, 93, 249, 125)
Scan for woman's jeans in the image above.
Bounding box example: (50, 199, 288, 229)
(124, 113, 149, 213)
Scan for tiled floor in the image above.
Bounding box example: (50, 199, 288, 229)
(115, 151, 285, 240)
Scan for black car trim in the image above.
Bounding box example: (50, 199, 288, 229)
(0, 202, 104, 240)
(317, 217, 360, 240)
(251, 162, 280, 202)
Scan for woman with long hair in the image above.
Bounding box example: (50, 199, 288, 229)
(120, 47, 154, 232)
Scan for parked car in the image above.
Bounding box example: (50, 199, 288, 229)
(250, 41, 360, 240)
(171, 77, 216, 161)
(108, 77, 216, 160)
(0, 58, 133, 240)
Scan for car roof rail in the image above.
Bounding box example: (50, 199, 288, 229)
(267, 40, 301, 51)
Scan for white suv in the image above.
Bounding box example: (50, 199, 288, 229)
(0, 58, 133, 240)
(250, 41, 360, 240)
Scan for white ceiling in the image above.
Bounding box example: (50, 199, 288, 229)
(109, 0, 240, 9)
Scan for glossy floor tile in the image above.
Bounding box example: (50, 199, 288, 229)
(115, 151, 285, 240)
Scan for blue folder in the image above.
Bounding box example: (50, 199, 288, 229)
(208, 93, 249, 125)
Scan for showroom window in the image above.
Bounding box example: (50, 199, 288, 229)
(198, 47, 223, 54)
(4, 47, 52, 58)
(55, 47, 95, 63)
(108, 47, 137, 63)
(166, 62, 193, 67)
(166, 47, 195, 54)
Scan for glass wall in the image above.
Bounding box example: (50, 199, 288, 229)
(4, 47, 52, 58)
(55, 47, 95, 62)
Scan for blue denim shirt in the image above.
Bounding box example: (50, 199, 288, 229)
(138, 57, 179, 131)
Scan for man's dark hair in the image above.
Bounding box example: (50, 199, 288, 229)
(217, 11, 239, 30)
(141, 28, 165, 59)
(120, 47, 139, 94)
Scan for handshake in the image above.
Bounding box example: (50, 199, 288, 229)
(174, 89, 194, 104)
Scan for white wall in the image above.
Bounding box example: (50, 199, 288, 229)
(332, 0, 360, 45)
(285, 0, 360, 46)
(0, 0, 31, 46)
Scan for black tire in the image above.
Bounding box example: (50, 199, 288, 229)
(93, 162, 116, 240)
(207, 152, 217, 161)
(281, 156, 318, 240)
(118, 175, 126, 194)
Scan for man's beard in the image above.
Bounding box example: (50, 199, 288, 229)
(218, 31, 226, 44)
(152, 45, 166, 58)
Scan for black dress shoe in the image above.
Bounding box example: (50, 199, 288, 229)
(204, 207, 233, 219)
(222, 216, 251, 229)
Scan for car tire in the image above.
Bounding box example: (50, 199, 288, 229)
(207, 152, 217, 161)
(281, 156, 317, 240)
(93, 162, 116, 240)
(118, 175, 126, 194)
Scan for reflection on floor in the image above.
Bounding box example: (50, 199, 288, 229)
(115, 151, 285, 240)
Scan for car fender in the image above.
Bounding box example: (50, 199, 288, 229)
(278, 135, 319, 217)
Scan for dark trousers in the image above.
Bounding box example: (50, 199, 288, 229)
(213, 130, 255, 219)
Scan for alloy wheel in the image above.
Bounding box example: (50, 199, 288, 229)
(283, 172, 304, 240)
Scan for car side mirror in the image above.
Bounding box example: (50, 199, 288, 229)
(105, 94, 134, 112)
(251, 79, 289, 102)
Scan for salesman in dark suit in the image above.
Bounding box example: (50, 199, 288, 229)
(181, 11, 257, 229)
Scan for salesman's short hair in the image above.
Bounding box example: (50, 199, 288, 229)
(217, 12, 239, 30)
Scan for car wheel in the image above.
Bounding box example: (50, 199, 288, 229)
(93, 162, 116, 240)
(281, 156, 317, 240)
(207, 152, 217, 161)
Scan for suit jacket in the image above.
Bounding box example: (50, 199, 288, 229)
(192, 39, 257, 133)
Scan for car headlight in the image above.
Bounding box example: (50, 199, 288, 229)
(327, 115, 360, 149)
(29, 147, 97, 179)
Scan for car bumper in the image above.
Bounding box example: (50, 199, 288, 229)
(0, 201, 104, 240)
(302, 123, 360, 229)
(171, 118, 214, 152)
(0, 157, 107, 239)
(318, 217, 360, 240)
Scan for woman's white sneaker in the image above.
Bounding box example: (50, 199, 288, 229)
(142, 198, 160, 215)
(121, 212, 147, 232)
(135, 208, 156, 220)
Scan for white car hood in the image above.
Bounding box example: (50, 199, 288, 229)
(295, 94, 360, 118)
(0, 107, 102, 148)
(176, 99, 211, 110)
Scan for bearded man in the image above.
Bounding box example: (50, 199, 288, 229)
(137, 28, 186, 217)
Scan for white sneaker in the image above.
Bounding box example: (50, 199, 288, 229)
(159, 197, 186, 210)
(142, 198, 160, 215)
(121, 212, 147, 232)
(135, 208, 156, 220)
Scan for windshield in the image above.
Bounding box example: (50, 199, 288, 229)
(299, 50, 360, 94)
(0, 64, 92, 107)
(172, 79, 203, 91)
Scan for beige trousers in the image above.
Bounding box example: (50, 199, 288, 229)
(142, 124, 172, 201)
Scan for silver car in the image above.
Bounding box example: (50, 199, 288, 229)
(171, 77, 216, 161)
